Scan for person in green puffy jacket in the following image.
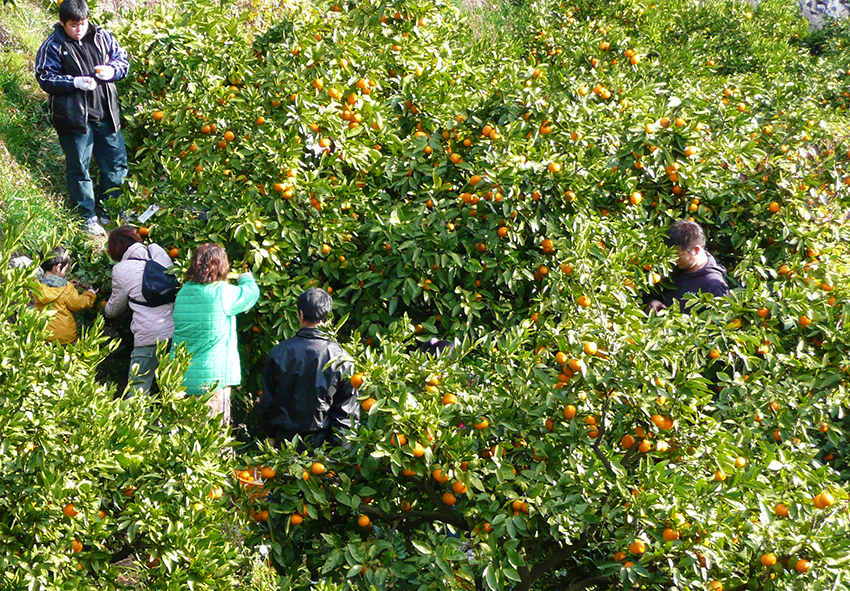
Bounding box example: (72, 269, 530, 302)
(171, 243, 260, 422)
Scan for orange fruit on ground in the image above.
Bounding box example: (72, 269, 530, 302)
(362, 398, 377, 411)
(628, 540, 646, 554)
(662, 528, 679, 541)
(63, 503, 79, 518)
(442, 492, 457, 506)
(350, 373, 365, 388)
(795, 559, 810, 573)
(433, 469, 449, 483)
(760, 553, 777, 567)
(563, 405, 577, 419)
(357, 515, 371, 528)
(311, 462, 326, 475)
(775, 503, 789, 517)
(260, 467, 276, 479)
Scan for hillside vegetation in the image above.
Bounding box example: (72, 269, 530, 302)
(1, 0, 850, 588)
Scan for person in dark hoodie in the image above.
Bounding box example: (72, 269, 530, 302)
(255, 288, 360, 450)
(644, 220, 729, 313)
(34, 0, 129, 237)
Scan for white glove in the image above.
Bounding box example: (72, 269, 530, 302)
(73, 76, 97, 91)
(94, 65, 115, 81)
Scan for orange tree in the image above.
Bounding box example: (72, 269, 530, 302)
(101, 0, 850, 587)
(0, 226, 245, 588)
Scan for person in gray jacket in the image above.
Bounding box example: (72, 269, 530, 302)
(104, 226, 175, 395)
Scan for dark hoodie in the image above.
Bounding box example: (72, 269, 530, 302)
(645, 252, 729, 313)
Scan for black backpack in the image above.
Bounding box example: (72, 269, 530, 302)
(129, 249, 180, 307)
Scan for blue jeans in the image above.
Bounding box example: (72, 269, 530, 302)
(57, 120, 128, 219)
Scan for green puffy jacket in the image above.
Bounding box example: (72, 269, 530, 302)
(171, 273, 260, 395)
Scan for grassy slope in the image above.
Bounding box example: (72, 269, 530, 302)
(0, 0, 74, 251)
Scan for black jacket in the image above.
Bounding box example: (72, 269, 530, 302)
(644, 252, 730, 312)
(35, 24, 129, 134)
(255, 328, 359, 447)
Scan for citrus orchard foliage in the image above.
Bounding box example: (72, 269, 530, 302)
(0, 227, 243, 589)
(96, 0, 850, 587)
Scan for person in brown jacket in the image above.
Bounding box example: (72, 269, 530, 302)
(33, 246, 97, 344)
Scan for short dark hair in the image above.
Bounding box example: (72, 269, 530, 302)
(41, 246, 71, 273)
(107, 226, 143, 262)
(297, 288, 333, 324)
(186, 243, 230, 284)
(665, 220, 705, 252)
(59, 0, 90, 23)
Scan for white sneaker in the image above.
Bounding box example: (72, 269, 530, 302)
(85, 216, 107, 236)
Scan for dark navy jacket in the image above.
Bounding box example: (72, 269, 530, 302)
(646, 252, 730, 312)
(35, 23, 129, 134)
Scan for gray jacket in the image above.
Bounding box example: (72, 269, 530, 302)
(105, 242, 175, 347)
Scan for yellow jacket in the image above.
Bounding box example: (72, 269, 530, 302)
(33, 279, 96, 345)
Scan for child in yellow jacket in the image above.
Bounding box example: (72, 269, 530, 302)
(33, 247, 98, 344)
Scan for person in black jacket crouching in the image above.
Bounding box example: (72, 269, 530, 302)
(255, 288, 360, 450)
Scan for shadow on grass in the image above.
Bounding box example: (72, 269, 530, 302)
(0, 64, 66, 196)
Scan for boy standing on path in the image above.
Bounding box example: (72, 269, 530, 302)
(35, 0, 130, 237)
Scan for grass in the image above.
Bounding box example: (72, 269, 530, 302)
(0, 0, 76, 253)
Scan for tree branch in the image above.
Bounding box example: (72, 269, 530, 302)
(565, 575, 611, 591)
(357, 504, 466, 529)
